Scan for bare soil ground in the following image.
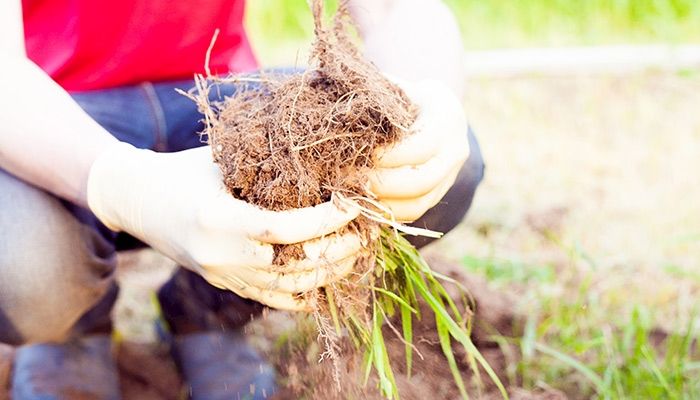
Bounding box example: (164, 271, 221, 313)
(262, 256, 536, 400)
(0, 344, 11, 400)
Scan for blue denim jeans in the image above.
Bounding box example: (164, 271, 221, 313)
(0, 77, 484, 345)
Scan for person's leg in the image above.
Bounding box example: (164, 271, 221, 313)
(0, 169, 121, 400)
(5, 83, 168, 338)
(4, 83, 169, 399)
(157, 269, 264, 334)
(0, 171, 117, 345)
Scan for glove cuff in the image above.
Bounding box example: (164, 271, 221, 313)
(86, 141, 145, 232)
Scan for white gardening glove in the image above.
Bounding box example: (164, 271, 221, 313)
(87, 144, 362, 311)
(371, 79, 470, 222)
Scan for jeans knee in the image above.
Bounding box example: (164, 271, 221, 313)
(0, 170, 117, 345)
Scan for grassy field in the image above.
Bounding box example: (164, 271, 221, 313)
(246, 0, 700, 64)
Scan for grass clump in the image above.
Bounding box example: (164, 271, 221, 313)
(464, 253, 700, 399)
(364, 230, 507, 398)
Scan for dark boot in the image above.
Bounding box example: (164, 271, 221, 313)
(11, 335, 120, 400)
(157, 268, 276, 399)
(173, 331, 275, 400)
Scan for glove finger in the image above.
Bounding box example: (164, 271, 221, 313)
(380, 162, 462, 222)
(375, 110, 441, 168)
(200, 231, 362, 293)
(374, 80, 440, 168)
(294, 232, 364, 270)
(247, 199, 361, 245)
(204, 259, 351, 310)
(191, 223, 363, 271)
(369, 132, 468, 199)
(207, 274, 311, 311)
(188, 236, 275, 270)
(233, 284, 311, 312)
(194, 269, 229, 290)
(376, 78, 467, 168)
(237, 255, 356, 294)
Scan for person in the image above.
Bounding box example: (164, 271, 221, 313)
(0, 0, 484, 398)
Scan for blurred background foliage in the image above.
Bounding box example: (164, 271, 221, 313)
(246, 0, 700, 62)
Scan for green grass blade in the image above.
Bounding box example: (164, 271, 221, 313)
(428, 275, 467, 326)
(402, 268, 420, 316)
(381, 326, 399, 400)
(410, 272, 509, 399)
(640, 345, 673, 397)
(371, 287, 418, 314)
(436, 315, 470, 399)
(348, 314, 370, 347)
(533, 342, 604, 391)
(363, 346, 374, 386)
(325, 289, 343, 337)
(370, 228, 507, 399)
(400, 303, 414, 377)
(372, 304, 399, 398)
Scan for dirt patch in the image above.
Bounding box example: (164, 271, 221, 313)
(269, 256, 524, 399)
(117, 342, 182, 400)
(0, 344, 12, 400)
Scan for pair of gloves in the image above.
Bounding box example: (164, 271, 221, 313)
(87, 80, 469, 311)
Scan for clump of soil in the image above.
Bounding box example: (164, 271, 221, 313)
(206, 0, 415, 214)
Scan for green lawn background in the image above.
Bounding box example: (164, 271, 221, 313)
(247, 0, 700, 60)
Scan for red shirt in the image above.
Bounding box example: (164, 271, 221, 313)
(22, 0, 258, 91)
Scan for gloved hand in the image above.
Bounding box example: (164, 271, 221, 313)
(87, 144, 362, 311)
(371, 79, 470, 222)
